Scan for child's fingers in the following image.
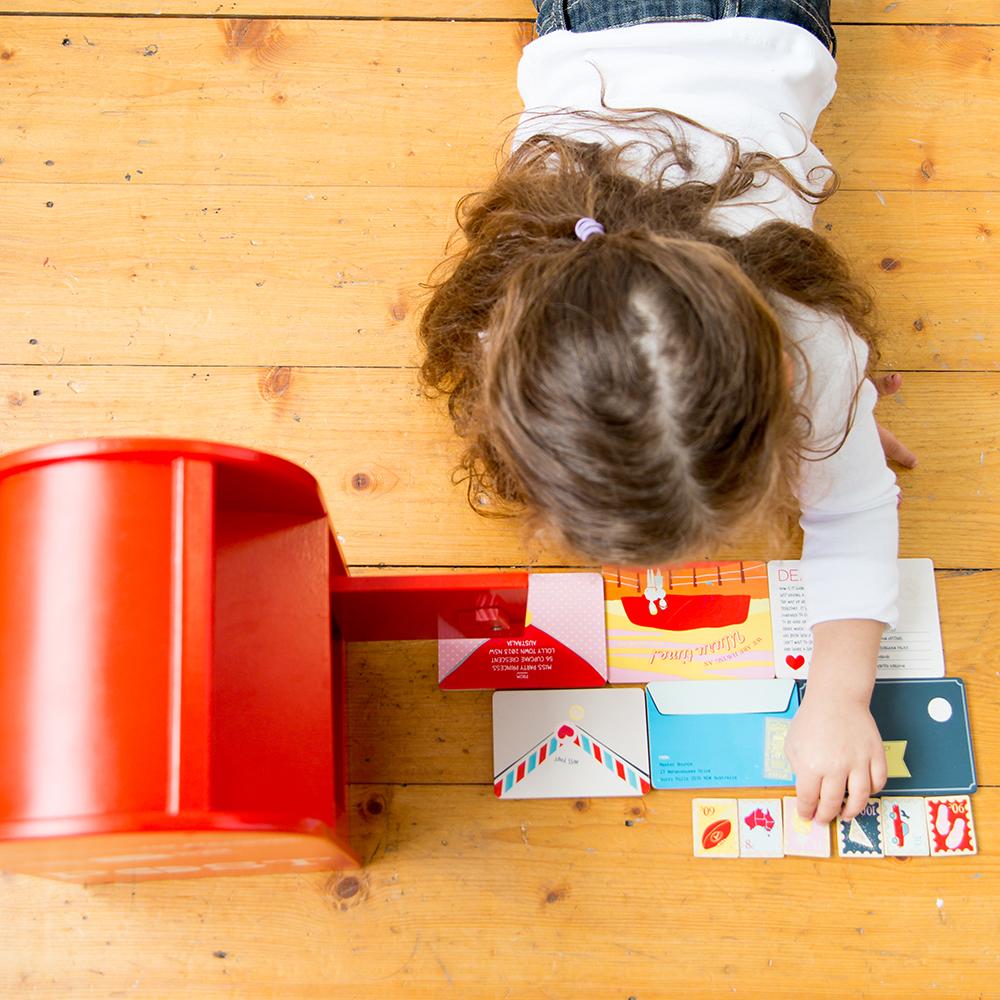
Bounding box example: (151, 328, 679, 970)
(874, 371, 918, 467)
(870, 746, 889, 795)
(814, 774, 849, 824)
(877, 423, 918, 468)
(874, 372, 903, 397)
(840, 768, 872, 820)
(795, 771, 822, 821)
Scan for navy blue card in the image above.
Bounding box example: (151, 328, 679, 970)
(799, 678, 976, 795)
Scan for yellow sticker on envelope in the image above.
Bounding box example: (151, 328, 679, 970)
(763, 717, 793, 781)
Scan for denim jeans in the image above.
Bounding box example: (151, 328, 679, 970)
(533, 0, 836, 57)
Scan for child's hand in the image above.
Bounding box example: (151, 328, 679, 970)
(874, 372, 917, 469)
(784, 618, 886, 824)
(785, 691, 887, 824)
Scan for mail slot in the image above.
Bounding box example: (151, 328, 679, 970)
(0, 438, 527, 884)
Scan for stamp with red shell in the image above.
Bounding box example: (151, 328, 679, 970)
(925, 795, 977, 857)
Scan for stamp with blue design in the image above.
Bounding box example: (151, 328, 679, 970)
(837, 798, 884, 857)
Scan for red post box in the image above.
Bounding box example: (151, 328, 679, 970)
(0, 439, 527, 883)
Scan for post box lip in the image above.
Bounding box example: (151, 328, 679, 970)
(0, 437, 320, 492)
(0, 812, 360, 874)
(0, 809, 345, 843)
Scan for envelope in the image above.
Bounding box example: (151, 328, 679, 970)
(440, 572, 607, 690)
(646, 679, 800, 789)
(493, 688, 649, 799)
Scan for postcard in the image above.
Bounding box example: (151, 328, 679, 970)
(771, 559, 945, 679)
(603, 561, 775, 683)
(869, 678, 977, 796)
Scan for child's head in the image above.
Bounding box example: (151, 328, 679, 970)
(419, 110, 878, 564)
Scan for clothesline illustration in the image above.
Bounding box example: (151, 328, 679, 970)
(603, 561, 768, 592)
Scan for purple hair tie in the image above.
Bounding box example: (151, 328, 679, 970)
(574, 217, 605, 241)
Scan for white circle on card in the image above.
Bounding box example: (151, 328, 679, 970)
(568, 704, 585, 721)
(927, 697, 953, 723)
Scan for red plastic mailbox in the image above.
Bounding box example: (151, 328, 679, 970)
(0, 439, 527, 883)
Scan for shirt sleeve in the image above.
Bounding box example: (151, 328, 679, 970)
(793, 316, 900, 629)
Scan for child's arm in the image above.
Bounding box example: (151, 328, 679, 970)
(784, 618, 888, 822)
(779, 307, 901, 822)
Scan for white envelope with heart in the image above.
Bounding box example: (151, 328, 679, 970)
(492, 688, 650, 799)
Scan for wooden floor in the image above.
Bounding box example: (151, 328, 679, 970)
(1, 2, 998, 997)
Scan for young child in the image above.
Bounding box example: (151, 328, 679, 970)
(419, 1, 915, 823)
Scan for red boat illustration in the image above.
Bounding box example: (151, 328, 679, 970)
(604, 561, 766, 633)
(619, 593, 751, 631)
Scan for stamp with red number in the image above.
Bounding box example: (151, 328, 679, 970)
(692, 799, 739, 858)
(925, 795, 977, 856)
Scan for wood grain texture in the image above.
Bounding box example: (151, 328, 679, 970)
(1, 185, 996, 370)
(0, 367, 996, 566)
(0, 20, 997, 190)
(0, 7, 998, 998)
(2, 784, 998, 998)
(815, 191, 1000, 372)
(0, 0, 991, 24)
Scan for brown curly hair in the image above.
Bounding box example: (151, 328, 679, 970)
(418, 105, 880, 565)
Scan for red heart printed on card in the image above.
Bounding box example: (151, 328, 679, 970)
(557, 724, 575, 740)
(785, 654, 805, 671)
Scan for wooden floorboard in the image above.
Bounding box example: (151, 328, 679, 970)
(1, 367, 997, 567)
(0, 0, 993, 23)
(0, 186, 995, 370)
(3, 784, 999, 998)
(0, 4, 997, 997)
(0, 20, 997, 190)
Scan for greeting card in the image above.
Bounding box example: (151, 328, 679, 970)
(603, 561, 775, 682)
(771, 558, 945, 679)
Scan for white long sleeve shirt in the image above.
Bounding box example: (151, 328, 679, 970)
(513, 18, 900, 627)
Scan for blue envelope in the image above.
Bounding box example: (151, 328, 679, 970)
(646, 679, 801, 789)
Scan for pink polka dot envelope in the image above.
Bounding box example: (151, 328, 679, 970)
(438, 572, 607, 690)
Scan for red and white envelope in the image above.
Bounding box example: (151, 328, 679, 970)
(492, 688, 650, 799)
(438, 572, 607, 690)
